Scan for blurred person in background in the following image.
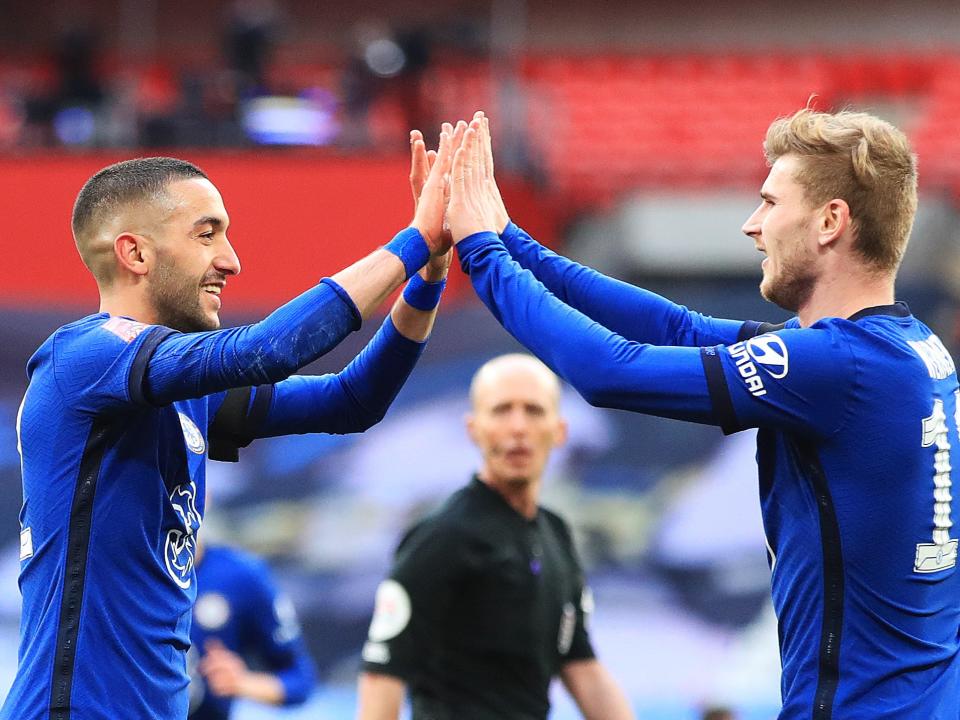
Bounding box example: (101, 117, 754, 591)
(448, 110, 960, 718)
(188, 532, 315, 719)
(356, 353, 634, 720)
(2, 125, 456, 720)
(701, 706, 737, 720)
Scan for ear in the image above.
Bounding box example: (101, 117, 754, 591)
(818, 199, 850, 248)
(465, 412, 478, 445)
(114, 232, 152, 277)
(553, 417, 569, 449)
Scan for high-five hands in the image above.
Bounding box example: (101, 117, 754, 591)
(410, 111, 509, 249)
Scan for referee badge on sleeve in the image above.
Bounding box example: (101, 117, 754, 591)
(367, 579, 411, 642)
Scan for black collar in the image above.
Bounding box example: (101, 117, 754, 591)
(847, 301, 911, 322)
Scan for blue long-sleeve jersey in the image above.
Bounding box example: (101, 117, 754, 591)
(188, 545, 315, 719)
(3, 279, 425, 720)
(459, 227, 960, 719)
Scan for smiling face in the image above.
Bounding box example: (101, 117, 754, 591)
(146, 178, 240, 332)
(467, 356, 567, 489)
(741, 155, 821, 313)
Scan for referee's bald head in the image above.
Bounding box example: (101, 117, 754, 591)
(469, 354, 561, 411)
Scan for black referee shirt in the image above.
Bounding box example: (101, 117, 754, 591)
(361, 476, 596, 720)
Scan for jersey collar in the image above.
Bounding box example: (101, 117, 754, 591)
(847, 301, 911, 322)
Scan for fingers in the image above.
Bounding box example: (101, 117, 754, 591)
(409, 130, 428, 202)
(437, 129, 453, 176)
(482, 116, 494, 180)
(426, 149, 437, 172)
(451, 126, 475, 207)
(468, 120, 482, 192)
(475, 116, 488, 182)
(452, 120, 467, 154)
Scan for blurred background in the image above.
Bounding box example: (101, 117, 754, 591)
(3, 0, 960, 718)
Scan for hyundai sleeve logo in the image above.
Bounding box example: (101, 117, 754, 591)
(745, 335, 789, 379)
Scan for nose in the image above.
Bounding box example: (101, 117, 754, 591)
(215, 236, 241, 276)
(741, 204, 763, 239)
(506, 408, 530, 435)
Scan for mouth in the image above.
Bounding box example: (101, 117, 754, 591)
(504, 447, 532, 462)
(201, 281, 225, 309)
(755, 245, 768, 269)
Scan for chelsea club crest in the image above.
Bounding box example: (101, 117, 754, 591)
(178, 412, 205, 454)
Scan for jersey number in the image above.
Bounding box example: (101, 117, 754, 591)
(914, 394, 959, 573)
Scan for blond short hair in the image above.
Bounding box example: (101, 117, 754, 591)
(764, 108, 918, 273)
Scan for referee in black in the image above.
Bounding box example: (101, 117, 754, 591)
(356, 354, 634, 720)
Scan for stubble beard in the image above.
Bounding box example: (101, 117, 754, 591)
(149, 260, 218, 333)
(760, 262, 817, 313)
(760, 230, 818, 313)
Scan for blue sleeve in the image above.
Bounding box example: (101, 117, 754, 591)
(218, 314, 423, 447)
(244, 565, 316, 706)
(144, 278, 361, 406)
(501, 222, 746, 346)
(699, 324, 856, 437)
(457, 232, 717, 424)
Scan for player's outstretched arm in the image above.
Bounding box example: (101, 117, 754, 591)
(356, 672, 405, 720)
(449, 120, 718, 424)
(475, 111, 743, 347)
(560, 659, 635, 720)
(131, 131, 457, 408)
(208, 135, 458, 445)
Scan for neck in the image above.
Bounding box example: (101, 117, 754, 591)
(99, 286, 158, 325)
(796, 266, 895, 328)
(478, 469, 540, 520)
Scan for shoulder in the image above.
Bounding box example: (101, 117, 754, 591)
(28, 315, 102, 372)
(56, 314, 151, 350)
(734, 321, 857, 381)
(394, 486, 489, 556)
(44, 315, 170, 374)
(540, 507, 576, 545)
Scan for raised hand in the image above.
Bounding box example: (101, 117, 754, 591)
(448, 115, 500, 243)
(410, 126, 455, 255)
(476, 112, 510, 234)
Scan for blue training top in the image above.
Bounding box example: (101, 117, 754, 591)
(457, 225, 960, 720)
(3, 278, 424, 720)
(188, 544, 315, 719)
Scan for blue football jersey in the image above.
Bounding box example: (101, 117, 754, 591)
(701, 304, 960, 719)
(3, 315, 219, 720)
(456, 232, 960, 719)
(1, 276, 422, 719)
(188, 545, 315, 719)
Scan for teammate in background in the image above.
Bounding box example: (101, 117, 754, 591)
(446, 111, 960, 718)
(356, 354, 635, 720)
(188, 537, 315, 719)
(700, 707, 736, 720)
(3, 126, 456, 720)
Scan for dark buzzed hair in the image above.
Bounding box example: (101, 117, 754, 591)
(72, 157, 208, 242)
